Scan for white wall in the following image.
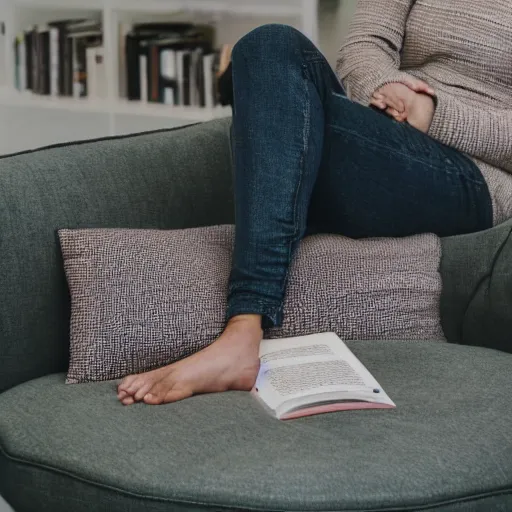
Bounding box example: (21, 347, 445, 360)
(319, 0, 357, 66)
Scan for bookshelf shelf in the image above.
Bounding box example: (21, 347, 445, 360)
(0, 88, 231, 120)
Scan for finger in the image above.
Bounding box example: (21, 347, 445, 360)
(402, 78, 435, 96)
(370, 98, 387, 110)
(381, 96, 404, 113)
(386, 107, 406, 122)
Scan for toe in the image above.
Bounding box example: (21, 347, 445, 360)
(118, 375, 136, 395)
(126, 374, 157, 397)
(134, 382, 156, 402)
(143, 380, 167, 404)
(143, 393, 164, 405)
(122, 396, 135, 406)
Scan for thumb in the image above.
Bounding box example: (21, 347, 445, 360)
(401, 77, 435, 96)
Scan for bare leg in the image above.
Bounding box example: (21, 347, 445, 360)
(117, 315, 262, 405)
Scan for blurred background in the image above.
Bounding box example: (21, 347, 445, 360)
(0, 0, 357, 155)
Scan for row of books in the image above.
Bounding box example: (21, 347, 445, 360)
(13, 20, 225, 109)
(14, 19, 104, 98)
(121, 22, 221, 108)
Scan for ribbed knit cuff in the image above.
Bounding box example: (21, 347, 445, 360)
(345, 69, 418, 106)
(427, 90, 456, 146)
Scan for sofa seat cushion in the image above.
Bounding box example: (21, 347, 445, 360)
(0, 341, 511, 512)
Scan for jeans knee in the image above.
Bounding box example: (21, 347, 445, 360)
(232, 24, 302, 63)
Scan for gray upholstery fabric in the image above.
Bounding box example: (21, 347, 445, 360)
(1, 341, 511, 512)
(440, 217, 512, 353)
(60, 225, 443, 383)
(0, 119, 234, 393)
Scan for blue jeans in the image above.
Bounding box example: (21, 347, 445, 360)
(227, 24, 493, 328)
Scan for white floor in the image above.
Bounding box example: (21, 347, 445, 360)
(0, 495, 14, 512)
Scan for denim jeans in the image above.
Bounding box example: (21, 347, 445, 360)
(227, 24, 493, 328)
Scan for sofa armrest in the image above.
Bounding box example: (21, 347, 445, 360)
(0, 118, 234, 393)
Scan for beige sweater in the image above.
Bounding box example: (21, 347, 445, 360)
(337, 0, 512, 225)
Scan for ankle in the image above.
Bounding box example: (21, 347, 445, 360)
(227, 314, 263, 336)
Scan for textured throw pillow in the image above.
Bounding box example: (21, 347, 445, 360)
(59, 225, 444, 384)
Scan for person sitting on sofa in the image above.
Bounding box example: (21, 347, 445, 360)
(117, 0, 512, 406)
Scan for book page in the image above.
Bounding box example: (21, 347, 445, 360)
(264, 359, 366, 397)
(255, 333, 394, 412)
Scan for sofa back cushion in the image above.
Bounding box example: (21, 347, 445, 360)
(0, 119, 234, 393)
(440, 217, 512, 352)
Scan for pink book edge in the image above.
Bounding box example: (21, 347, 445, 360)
(280, 402, 395, 420)
(252, 388, 395, 420)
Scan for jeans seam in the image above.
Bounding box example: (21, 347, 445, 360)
(280, 59, 310, 310)
(328, 123, 487, 186)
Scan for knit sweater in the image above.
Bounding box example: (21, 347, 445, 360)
(337, 0, 512, 225)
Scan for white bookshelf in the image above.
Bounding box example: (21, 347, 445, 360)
(0, 0, 321, 153)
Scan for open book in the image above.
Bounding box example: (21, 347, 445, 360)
(252, 332, 395, 420)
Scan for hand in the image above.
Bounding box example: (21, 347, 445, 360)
(371, 79, 436, 133)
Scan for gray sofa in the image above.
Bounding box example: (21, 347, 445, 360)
(0, 118, 511, 512)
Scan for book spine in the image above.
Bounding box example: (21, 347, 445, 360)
(86, 46, 96, 98)
(139, 54, 148, 102)
(149, 44, 159, 103)
(25, 30, 33, 91)
(161, 49, 176, 106)
(95, 47, 107, 99)
(72, 37, 87, 98)
(0, 23, 5, 88)
(40, 29, 50, 95)
(72, 37, 80, 98)
(31, 28, 38, 94)
(14, 36, 20, 90)
(194, 49, 204, 107)
(176, 50, 184, 106)
(203, 54, 214, 109)
(63, 36, 73, 96)
(118, 23, 132, 98)
(183, 52, 191, 107)
(57, 26, 65, 95)
(189, 50, 197, 107)
(78, 39, 87, 97)
(49, 27, 59, 96)
(126, 34, 140, 100)
(19, 33, 27, 91)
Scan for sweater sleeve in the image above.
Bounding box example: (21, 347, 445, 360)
(336, 0, 416, 105)
(428, 90, 512, 172)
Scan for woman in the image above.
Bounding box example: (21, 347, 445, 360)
(118, 0, 512, 405)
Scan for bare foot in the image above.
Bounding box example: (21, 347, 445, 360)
(117, 315, 263, 405)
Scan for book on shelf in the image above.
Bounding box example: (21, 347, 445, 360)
(0, 23, 6, 88)
(123, 22, 222, 109)
(253, 332, 396, 420)
(13, 18, 105, 99)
